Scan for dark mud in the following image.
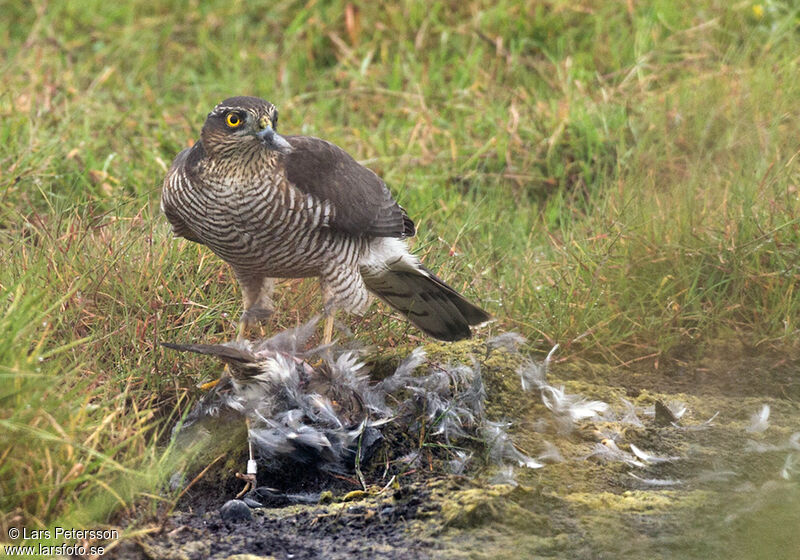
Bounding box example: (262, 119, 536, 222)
(118, 481, 443, 559)
(114, 342, 800, 560)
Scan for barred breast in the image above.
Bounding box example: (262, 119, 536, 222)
(162, 149, 366, 280)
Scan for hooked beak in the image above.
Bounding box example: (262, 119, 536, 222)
(256, 120, 292, 154)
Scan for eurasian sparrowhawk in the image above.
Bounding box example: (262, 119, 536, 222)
(161, 96, 489, 341)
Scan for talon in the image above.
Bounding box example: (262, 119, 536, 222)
(198, 377, 222, 390)
(199, 365, 231, 390)
(240, 306, 274, 326)
(239, 307, 274, 340)
(235, 472, 257, 498)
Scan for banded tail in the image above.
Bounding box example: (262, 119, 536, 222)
(360, 242, 489, 341)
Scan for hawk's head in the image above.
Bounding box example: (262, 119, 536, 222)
(201, 96, 293, 158)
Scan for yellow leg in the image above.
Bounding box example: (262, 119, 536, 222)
(197, 324, 244, 390)
(198, 378, 222, 390)
(323, 313, 335, 345)
(238, 315, 267, 341)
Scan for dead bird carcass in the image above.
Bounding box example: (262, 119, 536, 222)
(162, 318, 493, 494)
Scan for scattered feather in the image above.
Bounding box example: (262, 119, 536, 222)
(304, 394, 343, 429)
(780, 453, 798, 480)
(537, 441, 564, 463)
(587, 440, 645, 468)
(543, 344, 560, 370)
(745, 404, 770, 433)
(517, 348, 609, 431)
(448, 451, 472, 475)
(516, 342, 557, 392)
(517, 359, 547, 392)
(674, 411, 718, 431)
(619, 398, 644, 427)
(481, 421, 544, 469)
(541, 385, 610, 424)
(489, 465, 518, 486)
(166, 321, 715, 488)
(629, 443, 680, 464)
(668, 401, 688, 420)
(486, 332, 526, 353)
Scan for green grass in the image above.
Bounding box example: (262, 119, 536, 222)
(2, 0, 799, 535)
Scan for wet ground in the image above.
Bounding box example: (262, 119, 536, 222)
(112, 340, 800, 560)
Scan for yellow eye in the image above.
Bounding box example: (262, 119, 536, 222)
(226, 112, 242, 128)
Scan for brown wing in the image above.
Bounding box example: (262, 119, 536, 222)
(162, 145, 205, 244)
(283, 136, 415, 238)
